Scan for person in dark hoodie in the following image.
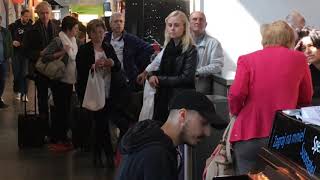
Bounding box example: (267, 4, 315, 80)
(116, 90, 227, 180)
(9, 9, 32, 102)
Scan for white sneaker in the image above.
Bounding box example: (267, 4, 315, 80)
(21, 95, 29, 102)
(15, 93, 21, 100)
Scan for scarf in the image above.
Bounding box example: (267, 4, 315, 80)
(160, 39, 182, 75)
(59, 31, 78, 60)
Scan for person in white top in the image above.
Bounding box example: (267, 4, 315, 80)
(76, 19, 123, 168)
(40, 16, 79, 150)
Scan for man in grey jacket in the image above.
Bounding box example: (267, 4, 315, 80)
(190, 11, 224, 94)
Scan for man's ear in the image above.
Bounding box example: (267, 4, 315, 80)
(178, 108, 187, 126)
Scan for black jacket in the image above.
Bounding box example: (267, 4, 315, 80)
(150, 43, 198, 122)
(75, 41, 129, 104)
(104, 32, 154, 83)
(9, 19, 32, 52)
(23, 20, 59, 63)
(154, 44, 197, 89)
(116, 120, 179, 180)
(310, 64, 320, 105)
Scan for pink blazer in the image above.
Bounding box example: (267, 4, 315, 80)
(228, 46, 313, 143)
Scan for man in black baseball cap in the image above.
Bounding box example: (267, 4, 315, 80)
(116, 90, 227, 180)
(169, 90, 227, 130)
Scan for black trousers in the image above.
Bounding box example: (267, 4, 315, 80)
(35, 73, 51, 135)
(233, 137, 269, 175)
(51, 80, 73, 142)
(91, 101, 114, 165)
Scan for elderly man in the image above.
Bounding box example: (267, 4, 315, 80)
(189, 11, 224, 94)
(23, 1, 59, 135)
(116, 90, 225, 180)
(104, 12, 154, 92)
(0, 15, 13, 108)
(286, 10, 306, 42)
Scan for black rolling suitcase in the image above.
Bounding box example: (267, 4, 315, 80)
(18, 89, 46, 148)
(72, 105, 92, 150)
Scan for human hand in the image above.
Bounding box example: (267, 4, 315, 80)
(148, 76, 159, 88)
(136, 71, 147, 85)
(104, 58, 114, 67)
(13, 41, 21, 47)
(63, 45, 71, 52)
(95, 59, 105, 68)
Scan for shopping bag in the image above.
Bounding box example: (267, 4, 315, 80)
(138, 80, 156, 121)
(35, 56, 66, 80)
(82, 69, 105, 111)
(203, 116, 236, 179)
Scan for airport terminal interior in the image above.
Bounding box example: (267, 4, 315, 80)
(1, 0, 320, 179)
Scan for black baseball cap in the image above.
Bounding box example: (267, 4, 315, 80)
(169, 90, 228, 129)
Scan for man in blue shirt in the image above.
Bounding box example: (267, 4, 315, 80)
(0, 15, 13, 108)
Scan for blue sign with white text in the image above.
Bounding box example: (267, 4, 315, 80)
(269, 112, 320, 177)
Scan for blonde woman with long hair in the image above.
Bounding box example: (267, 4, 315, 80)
(146, 10, 198, 124)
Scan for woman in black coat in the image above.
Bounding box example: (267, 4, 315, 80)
(76, 19, 127, 168)
(147, 11, 198, 124)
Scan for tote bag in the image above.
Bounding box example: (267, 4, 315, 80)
(35, 56, 66, 80)
(138, 80, 156, 121)
(82, 69, 105, 111)
(203, 116, 236, 179)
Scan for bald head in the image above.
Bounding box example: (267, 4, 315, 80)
(286, 10, 305, 31)
(189, 11, 207, 37)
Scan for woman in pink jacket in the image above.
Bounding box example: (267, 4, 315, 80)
(228, 20, 313, 175)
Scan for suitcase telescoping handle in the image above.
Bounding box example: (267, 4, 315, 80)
(24, 84, 37, 115)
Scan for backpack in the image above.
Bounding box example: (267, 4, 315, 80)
(202, 116, 236, 179)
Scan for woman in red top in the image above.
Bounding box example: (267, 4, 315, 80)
(228, 20, 313, 175)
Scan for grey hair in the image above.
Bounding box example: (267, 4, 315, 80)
(285, 10, 305, 29)
(109, 12, 124, 23)
(35, 1, 52, 14)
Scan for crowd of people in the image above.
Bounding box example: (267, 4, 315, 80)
(0, 1, 319, 179)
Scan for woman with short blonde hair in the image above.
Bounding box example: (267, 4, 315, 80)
(229, 19, 312, 174)
(261, 20, 295, 48)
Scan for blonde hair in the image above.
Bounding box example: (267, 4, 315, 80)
(261, 20, 295, 48)
(35, 1, 52, 14)
(164, 10, 193, 53)
(87, 19, 106, 38)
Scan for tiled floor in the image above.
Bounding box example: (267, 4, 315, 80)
(0, 69, 115, 180)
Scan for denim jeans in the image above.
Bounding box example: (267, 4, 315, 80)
(11, 51, 28, 94)
(0, 61, 8, 98)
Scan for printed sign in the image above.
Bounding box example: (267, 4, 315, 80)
(269, 112, 320, 177)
